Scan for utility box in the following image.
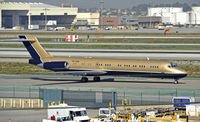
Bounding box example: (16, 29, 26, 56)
(41, 89, 63, 107)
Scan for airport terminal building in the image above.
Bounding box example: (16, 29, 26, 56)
(0, 2, 99, 29)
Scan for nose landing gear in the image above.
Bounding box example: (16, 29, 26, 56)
(174, 79, 179, 84)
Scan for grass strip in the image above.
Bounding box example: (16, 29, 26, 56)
(0, 62, 48, 74)
(0, 62, 199, 78)
(1, 31, 200, 36)
(39, 38, 200, 44)
(0, 44, 200, 50)
(1, 37, 200, 44)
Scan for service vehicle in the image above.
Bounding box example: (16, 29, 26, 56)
(43, 104, 90, 122)
(99, 108, 115, 117)
(172, 97, 195, 110)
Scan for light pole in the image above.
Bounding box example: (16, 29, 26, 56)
(43, 8, 49, 30)
(28, 12, 31, 29)
(99, 0, 104, 29)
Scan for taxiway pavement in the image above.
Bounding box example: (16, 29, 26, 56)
(0, 48, 200, 61)
(0, 74, 200, 90)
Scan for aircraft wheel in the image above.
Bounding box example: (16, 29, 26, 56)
(94, 76, 100, 81)
(174, 79, 179, 84)
(81, 77, 88, 82)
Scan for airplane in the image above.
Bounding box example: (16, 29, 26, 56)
(4, 35, 187, 84)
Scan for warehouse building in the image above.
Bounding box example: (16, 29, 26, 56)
(148, 7, 188, 24)
(0, 2, 99, 29)
(190, 7, 200, 25)
(148, 7, 200, 25)
(0, 2, 78, 29)
(76, 13, 99, 26)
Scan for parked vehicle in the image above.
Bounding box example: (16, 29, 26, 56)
(172, 97, 195, 110)
(99, 108, 115, 117)
(43, 104, 90, 122)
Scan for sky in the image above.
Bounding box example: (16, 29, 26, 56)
(5, 0, 200, 8)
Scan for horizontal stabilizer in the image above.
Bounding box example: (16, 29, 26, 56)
(0, 39, 36, 42)
(37, 70, 107, 76)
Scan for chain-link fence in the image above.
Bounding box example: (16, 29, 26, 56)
(117, 87, 200, 106)
(0, 86, 200, 108)
(0, 86, 40, 99)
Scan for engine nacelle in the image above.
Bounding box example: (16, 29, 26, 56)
(37, 61, 69, 71)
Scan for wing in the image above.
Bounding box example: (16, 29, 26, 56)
(38, 70, 107, 76)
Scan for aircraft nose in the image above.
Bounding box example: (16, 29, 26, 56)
(175, 69, 187, 78)
(180, 73, 187, 78)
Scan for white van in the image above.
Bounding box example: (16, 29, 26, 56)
(43, 104, 90, 122)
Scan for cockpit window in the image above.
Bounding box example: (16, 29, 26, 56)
(168, 63, 178, 68)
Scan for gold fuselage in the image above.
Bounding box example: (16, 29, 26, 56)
(42, 57, 186, 74)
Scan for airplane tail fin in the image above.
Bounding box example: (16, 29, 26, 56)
(18, 35, 53, 65)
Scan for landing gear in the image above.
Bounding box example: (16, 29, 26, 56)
(93, 76, 100, 81)
(81, 77, 88, 82)
(81, 76, 101, 82)
(174, 79, 179, 84)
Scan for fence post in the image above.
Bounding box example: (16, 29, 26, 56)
(112, 92, 116, 108)
(10, 99, 12, 108)
(31, 99, 34, 108)
(124, 92, 126, 100)
(41, 100, 43, 108)
(13, 99, 15, 108)
(3, 99, 6, 108)
(1, 98, 3, 108)
(141, 92, 143, 105)
(13, 86, 15, 98)
(22, 99, 24, 108)
(29, 99, 31, 108)
(38, 99, 40, 108)
(158, 90, 160, 104)
(129, 99, 131, 105)
(29, 86, 31, 98)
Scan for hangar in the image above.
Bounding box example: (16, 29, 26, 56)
(0, 2, 79, 29)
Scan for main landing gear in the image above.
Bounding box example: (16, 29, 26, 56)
(81, 76, 101, 82)
(81, 77, 88, 82)
(93, 76, 100, 81)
